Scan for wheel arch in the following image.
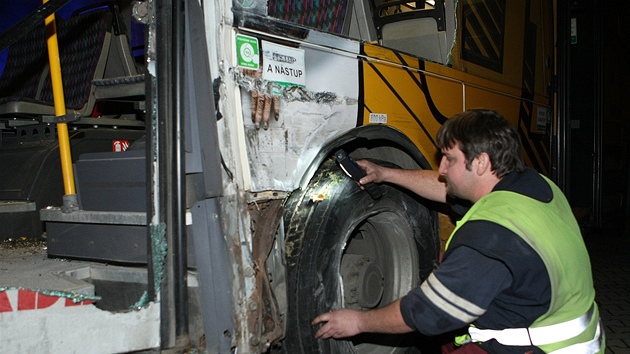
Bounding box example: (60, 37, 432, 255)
(297, 124, 434, 191)
(290, 123, 441, 260)
(292, 123, 441, 249)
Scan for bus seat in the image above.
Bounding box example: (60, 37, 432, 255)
(92, 6, 145, 102)
(0, 7, 113, 119)
(93, 73, 145, 100)
(39, 8, 113, 115)
(0, 23, 49, 115)
(267, 0, 351, 35)
(0, 3, 144, 122)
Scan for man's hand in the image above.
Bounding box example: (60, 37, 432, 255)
(312, 308, 364, 339)
(356, 159, 388, 186)
(312, 300, 413, 341)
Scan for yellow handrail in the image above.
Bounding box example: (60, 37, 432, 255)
(44, 0, 76, 199)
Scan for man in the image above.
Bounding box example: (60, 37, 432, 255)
(312, 109, 605, 353)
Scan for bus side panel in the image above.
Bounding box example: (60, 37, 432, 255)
(360, 43, 550, 172)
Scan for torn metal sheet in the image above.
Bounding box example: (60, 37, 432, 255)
(234, 45, 360, 192)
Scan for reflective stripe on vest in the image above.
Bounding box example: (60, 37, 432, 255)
(469, 304, 595, 346)
(548, 319, 604, 354)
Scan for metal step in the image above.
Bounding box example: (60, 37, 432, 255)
(40, 208, 146, 225)
(0, 200, 36, 213)
(40, 208, 148, 264)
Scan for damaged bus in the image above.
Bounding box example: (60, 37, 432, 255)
(0, 0, 554, 352)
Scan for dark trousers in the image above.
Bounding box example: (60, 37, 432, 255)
(442, 342, 489, 353)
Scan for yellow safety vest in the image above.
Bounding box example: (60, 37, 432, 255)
(447, 176, 604, 353)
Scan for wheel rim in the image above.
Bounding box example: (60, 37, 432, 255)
(340, 211, 420, 353)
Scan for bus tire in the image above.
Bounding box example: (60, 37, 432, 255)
(282, 157, 439, 353)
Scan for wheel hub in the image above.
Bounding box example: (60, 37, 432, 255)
(340, 254, 384, 308)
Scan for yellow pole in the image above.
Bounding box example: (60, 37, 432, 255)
(44, 0, 76, 198)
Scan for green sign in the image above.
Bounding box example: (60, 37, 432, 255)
(236, 34, 260, 69)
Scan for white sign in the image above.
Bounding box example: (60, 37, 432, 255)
(369, 113, 388, 124)
(262, 41, 306, 87)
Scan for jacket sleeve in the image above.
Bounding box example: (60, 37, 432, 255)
(400, 245, 512, 336)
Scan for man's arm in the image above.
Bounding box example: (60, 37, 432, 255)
(356, 160, 447, 203)
(312, 299, 413, 339)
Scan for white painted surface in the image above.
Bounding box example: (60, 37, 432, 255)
(242, 45, 360, 192)
(0, 289, 160, 354)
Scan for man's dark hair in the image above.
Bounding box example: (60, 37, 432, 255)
(436, 109, 526, 178)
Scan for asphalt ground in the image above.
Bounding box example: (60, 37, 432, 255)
(584, 229, 630, 354)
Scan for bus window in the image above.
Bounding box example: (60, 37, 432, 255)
(264, 0, 456, 64)
(373, 1, 454, 64)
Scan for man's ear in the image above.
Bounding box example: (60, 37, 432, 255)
(474, 152, 492, 176)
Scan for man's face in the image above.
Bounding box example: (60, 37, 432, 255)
(438, 144, 476, 201)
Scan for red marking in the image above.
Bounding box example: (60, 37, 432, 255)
(0, 292, 12, 313)
(0, 289, 94, 313)
(17, 289, 36, 311)
(37, 293, 59, 309)
(112, 140, 130, 152)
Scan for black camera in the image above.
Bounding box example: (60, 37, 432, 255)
(334, 149, 382, 200)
